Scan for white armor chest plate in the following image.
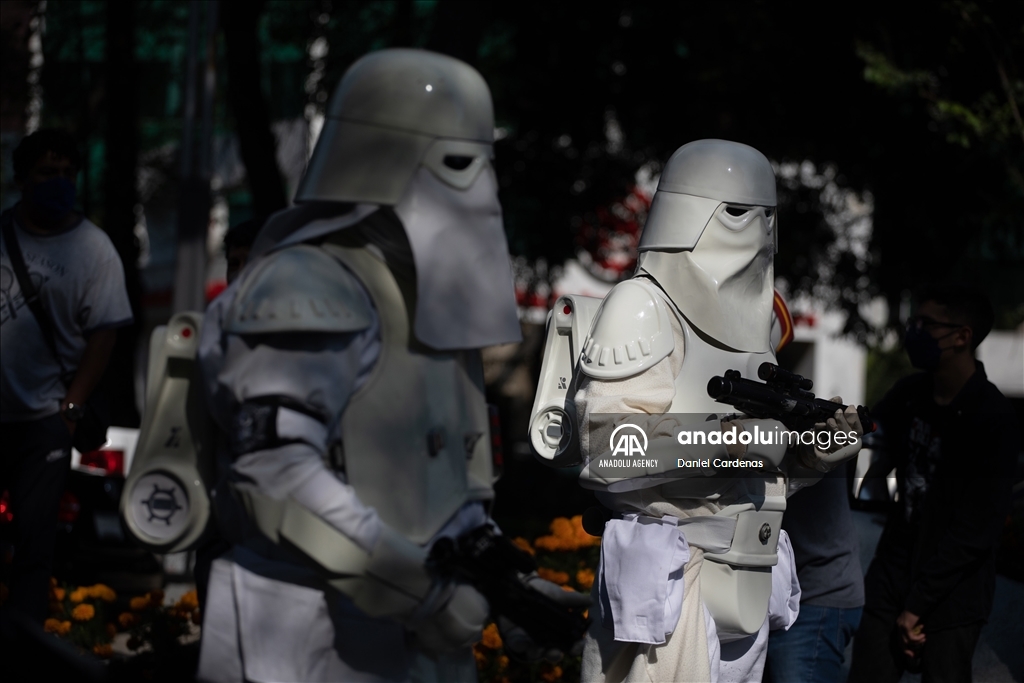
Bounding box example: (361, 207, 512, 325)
(323, 241, 494, 544)
(663, 292, 777, 414)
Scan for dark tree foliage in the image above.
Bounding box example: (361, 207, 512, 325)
(312, 0, 1023, 334)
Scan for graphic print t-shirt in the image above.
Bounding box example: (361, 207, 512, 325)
(1, 213, 133, 421)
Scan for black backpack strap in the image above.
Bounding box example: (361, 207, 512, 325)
(1, 209, 70, 380)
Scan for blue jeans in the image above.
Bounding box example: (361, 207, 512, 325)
(765, 604, 863, 683)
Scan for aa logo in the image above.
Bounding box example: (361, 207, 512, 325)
(609, 424, 648, 457)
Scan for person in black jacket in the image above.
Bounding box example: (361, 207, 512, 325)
(849, 285, 1019, 683)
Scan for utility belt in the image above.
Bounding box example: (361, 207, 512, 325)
(598, 500, 784, 640)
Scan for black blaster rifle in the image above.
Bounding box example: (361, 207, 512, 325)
(706, 362, 876, 433)
(428, 525, 589, 653)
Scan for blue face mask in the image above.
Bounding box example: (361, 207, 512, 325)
(27, 177, 77, 224)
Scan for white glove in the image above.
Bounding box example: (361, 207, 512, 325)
(799, 398, 865, 472)
(498, 573, 591, 663)
(411, 583, 490, 659)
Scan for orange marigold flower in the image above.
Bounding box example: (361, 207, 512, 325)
(498, 655, 509, 669)
(570, 515, 601, 548)
(93, 643, 114, 658)
(473, 648, 487, 665)
(72, 603, 95, 621)
(533, 515, 600, 551)
(576, 568, 595, 590)
(480, 622, 502, 650)
(57, 620, 72, 636)
(69, 588, 87, 603)
(118, 612, 136, 628)
(129, 595, 150, 611)
(551, 517, 574, 539)
(537, 567, 570, 585)
(512, 537, 535, 556)
(532, 535, 564, 551)
(540, 663, 564, 682)
(43, 618, 62, 634)
(89, 584, 116, 602)
(176, 589, 199, 610)
(51, 586, 66, 602)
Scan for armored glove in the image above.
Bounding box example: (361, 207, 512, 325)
(411, 582, 491, 659)
(498, 572, 592, 663)
(799, 398, 865, 472)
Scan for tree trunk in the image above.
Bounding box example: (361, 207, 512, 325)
(220, 0, 287, 219)
(102, 0, 142, 426)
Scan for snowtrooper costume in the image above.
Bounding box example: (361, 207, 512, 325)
(530, 140, 865, 682)
(194, 49, 581, 683)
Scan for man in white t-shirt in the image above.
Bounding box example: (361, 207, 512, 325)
(0, 129, 133, 623)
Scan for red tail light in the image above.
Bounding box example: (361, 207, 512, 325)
(58, 491, 80, 525)
(80, 449, 126, 477)
(0, 490, 13, 523)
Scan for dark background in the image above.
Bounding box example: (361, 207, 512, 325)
(1, 0, 1022, 521)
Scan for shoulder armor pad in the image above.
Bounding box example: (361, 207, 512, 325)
(225, 245, 373, 334)
(579, 279, 675, 379)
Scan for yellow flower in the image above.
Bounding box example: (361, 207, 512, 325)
(540, 663, 564, 682)
(512, 537, 536, 556)
(118, 612, 137, 628)
(72, 603, 96, 621)
(57, 620, 72, 636)
(176, 589, 199, 610)
(537, 567, 570, 585)
(43, 618, 62, 634)
(129, 595, 150, 611)
(480, 622, 502, 650)
(69, 588, 87, 603)
(93, 643, 114, 658)
(576, 568, 595, 590)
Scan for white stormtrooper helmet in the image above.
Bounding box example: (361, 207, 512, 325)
(294, 48, 520, 350)
(637, 139, 777, 352)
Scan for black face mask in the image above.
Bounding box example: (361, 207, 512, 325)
(904, 325, 959, 370)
